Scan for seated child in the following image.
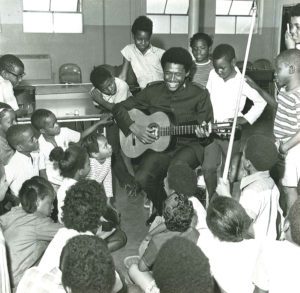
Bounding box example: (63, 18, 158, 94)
(119, 15, 165, 89)
(253, 198, 300, 293)
(30, 109, 110, 187)
(0, 176, 62, 288)
(190, 32, 214, 88)
(153, 237, 214, 293)
(0, 103, 16, 165)
(199, 196, 261, 293)
(38, 180, 126, 271)
(17, 235, 125, 293)
(128, 192, 199, 291)
(4, 124, 41, 197)
(89, 67, 137, 196)
(0, 54, 27, 117)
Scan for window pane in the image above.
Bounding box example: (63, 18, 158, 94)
(50, 0, 79, 12)
(216, 0, 232, 15)
(171, 15, 188, 33)
(215, 16, 235, 34)
(147, 15, 170, 33)
(146, 0, 166, 14)
(236, 16, 257, 34)
(23, 0, 50, 11)
(53, 13, 83, 33)
(229, 1, 253, 16)
(165, 0, 189, 14)
(23, 12, 53, 32)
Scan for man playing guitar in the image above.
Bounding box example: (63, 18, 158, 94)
(113, 47, 213, 223)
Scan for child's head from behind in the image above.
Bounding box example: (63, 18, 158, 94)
(153, 237, 213, 293)
(0, 103, 16, 134)
(275, 49, 300, 88)
(19, 176, 55, 217)
(165, 163, 198, 197)
(60, 235, 115, 293)
(62, 179, 107, 233)
(190, 33, 213, 63)
(212, 44, 236, 81)
(82, 133, 112, 161)
(0, 54, 25, 88)
(6, 124, 39, 153)
(131, 15, 153, 54)
(286, 198, 300, 246)
(243, 135, 278, 173)
(31, 109, 60, 136)
(90, 66, 117, 96)
(50, 143, 90, 179)
(206, 196, 252, 242)
(163, 192, 194, 232)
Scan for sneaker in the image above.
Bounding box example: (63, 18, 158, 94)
(124, 255, 140, 269)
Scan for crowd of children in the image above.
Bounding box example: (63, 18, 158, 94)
(0, 8, 300, 293)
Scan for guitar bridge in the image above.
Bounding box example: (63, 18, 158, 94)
(132, 134, 136, 146)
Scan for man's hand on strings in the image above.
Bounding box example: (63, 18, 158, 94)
(195, 121, 211, 138)
(129, 123, 157, 144)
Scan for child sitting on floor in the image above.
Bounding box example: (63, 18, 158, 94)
(190, 32, 214, 88)
(0, 103, 16, 165)
(119, 15, 165, 89)
(0, 176, 62, 289)
(30, 109, 111, 188)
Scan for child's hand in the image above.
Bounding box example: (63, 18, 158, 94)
(0, 174, 8, 202)
(99, 113, 113, 125)
(216, 177, 231, 197)
(90, 87, 103, 100)
(285, 23, 296, 49)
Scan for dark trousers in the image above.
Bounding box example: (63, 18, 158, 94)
(134, 143, 205, 214)
(105, 122, 135, 187)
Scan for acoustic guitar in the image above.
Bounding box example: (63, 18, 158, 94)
(120, 109, 238, 158)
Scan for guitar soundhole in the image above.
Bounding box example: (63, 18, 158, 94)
(148, 123, 159, 139)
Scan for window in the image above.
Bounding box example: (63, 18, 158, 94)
(215, 0, 259, 34)
(146, 0, 189, 34)
(22, 0, 83, 33)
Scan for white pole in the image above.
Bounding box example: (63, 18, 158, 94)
(222, 3, 257, 181)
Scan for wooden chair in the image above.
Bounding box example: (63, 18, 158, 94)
(59, 63, 82, 84)
(252, 59, 273, 70)
(236, 61, 253, 71)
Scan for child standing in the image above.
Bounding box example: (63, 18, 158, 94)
(0, 55, 27, 117)
(0, 103, 16, 165)
(190, 33, 214, 88)
(119, 15, 165, 89)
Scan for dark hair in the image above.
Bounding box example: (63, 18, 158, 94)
(31, 109, 55, 131)
(61, 235, 115, 293)
(190, 32, 213, 48)
(276, 49, 300, 71)
(290, 4, 300, 17)
(131, 15, 153, 36)
(81, 133, 105, 154)
(163, 192, 194, 232)
(287, 198, 300, 245)
(6, 124, 33, 149)
(0, 103, 13, 120)
(206, 196, 252, 242)
(18, 176, 55, 213)
(90, 66, 113, 90)
(167, 163, 198, 197)
(0, 54, 24, 73)
(153, 237, 213, 293)
(244, 135, 278, 171)
(212, 44, 236, 62)
(49, 144, 88, 178)
(161, 47, 193, 72)
(62, 179, 107, 232)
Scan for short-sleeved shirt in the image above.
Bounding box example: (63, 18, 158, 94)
(274, 87, 300, 140)
(206, 67, 267, 124)
(121, 44, 165, 89)
(5, 151, 41, 196)
(240, 171, 282, 240)
(253, 240, 300, 293)
(0, 207, 62, 287)
(191, 60, 214, 88)
(0, 228, 11, 293)
(0, 76, 19, 111)
(39, 127, 80, 185)
(0, 134, 14, 165)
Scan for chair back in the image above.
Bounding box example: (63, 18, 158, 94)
(236, 61, 253, 71)
(253, 59, 273, 70)
(59, 63, 82, 84)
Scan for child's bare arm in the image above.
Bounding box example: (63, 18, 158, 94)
(285, 23, 296, 49)
(279, 130, 300, 154)
(90, 88, 114, 112)
(39, 169, 48, 180)
(118, 58, 130, 82)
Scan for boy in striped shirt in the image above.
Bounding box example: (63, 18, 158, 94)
(247, 49, 300, 212)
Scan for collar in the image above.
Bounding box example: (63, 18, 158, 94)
(134, 44, 153, 55)
(240, 170, 270, 189)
